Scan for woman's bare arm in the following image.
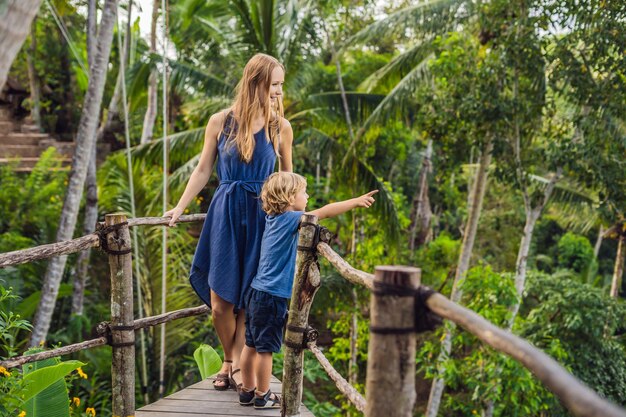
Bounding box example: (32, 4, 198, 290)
(164, 111, 225, 226)
(279, 117, 293, 172)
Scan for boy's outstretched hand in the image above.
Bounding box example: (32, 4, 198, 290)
(355, 190, 379, 208)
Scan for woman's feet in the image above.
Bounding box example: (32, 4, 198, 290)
(212, 360, 232, 391)
(229, 368, 243, 392)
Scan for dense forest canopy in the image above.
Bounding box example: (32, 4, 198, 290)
(0, 0, 624, 416)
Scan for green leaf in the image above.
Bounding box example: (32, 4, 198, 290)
(21, 360, 86, 403)
(193, 344, 222, 380)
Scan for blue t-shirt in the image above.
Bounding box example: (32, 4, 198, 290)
(250, 210, 304, 299)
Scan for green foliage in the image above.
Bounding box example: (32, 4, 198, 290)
(0, 149, 67, 296)
(192, 344, 222, 380)
(521, 271, 626, 406)
(0, 286, 33, 359)
(556, 232, 595, 274)
(414, 232, 460, 291)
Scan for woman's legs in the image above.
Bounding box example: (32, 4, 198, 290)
(230, 309, 246, 387)
(211, 290, 239, 388)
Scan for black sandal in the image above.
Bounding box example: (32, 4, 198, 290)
(212, 360, 232, 391)
(229, 368, 243, 392)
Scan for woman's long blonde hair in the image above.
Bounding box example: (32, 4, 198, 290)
(225, 53, 284, 163)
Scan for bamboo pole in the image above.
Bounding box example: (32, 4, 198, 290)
(282, 215, 322, 417)
(365, 266, 420, 417)
(105, 213, 135, 417)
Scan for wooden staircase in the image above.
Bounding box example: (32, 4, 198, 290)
(0, 105, 74, 172)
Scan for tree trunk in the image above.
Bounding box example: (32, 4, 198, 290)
(409, 139, 433, 251)
(86, 0, 97, 69)
(71, 0, 100, 317)
(96, 5, 132, 145)
(610, 235, 625, 298)
(483, 167, 561, 417)
(71, 145, 98, 315)
(0, 0, 42, 90)
(26, 19, 42, 130)
(425, 137, 493, 417)
(324, 153, 332, 196)
(30, 0, 118, 346)
(140, 0, 159, 144)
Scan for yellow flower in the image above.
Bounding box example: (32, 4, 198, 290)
(0, 366, 10, 377)
(72, 397, 81, 407)
(18, 412, 26, 417)
(76, 367, 88, 379)
(86, 407, 96, 417)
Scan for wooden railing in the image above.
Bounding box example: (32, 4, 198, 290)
(1, 213, 626, 417)
(282, 215, 626, 417)
(0, 213, 209, 417)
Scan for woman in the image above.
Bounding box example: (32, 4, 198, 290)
(164, 53, 293, 390)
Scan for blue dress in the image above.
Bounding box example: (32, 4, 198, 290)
(189, 114, 277, 311)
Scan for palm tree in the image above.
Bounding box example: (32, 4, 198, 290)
(31, 0, 119, 346)
(0, 0, 43, 90)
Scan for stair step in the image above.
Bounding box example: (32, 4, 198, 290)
(0, 157, 71, 172)
(21, 124, 40, 133)
(0, 145, 42, 158)
(0, 133, 53, 145)
(0, 121, 14, 131)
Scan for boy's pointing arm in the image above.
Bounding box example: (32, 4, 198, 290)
(307, 190, 378, 220)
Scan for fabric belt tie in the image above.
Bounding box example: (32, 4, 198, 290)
(219, 180, 265, 195)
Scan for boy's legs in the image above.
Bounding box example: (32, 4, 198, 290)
(255, 352, 273, 395)
(240, 345, 257, 391)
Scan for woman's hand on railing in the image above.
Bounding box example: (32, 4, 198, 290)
(163, 206, 184, 227)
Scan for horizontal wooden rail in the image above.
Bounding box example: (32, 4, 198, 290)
(0, 305, 210, 369)
(0, 337, 108, 369)
(425, 293, 626, 417)
(0, 234, 100, 268)
(132, 305, 209, 329)
(0, 214, 207, 268)
(308, 342, 366, 413)
(124, 214, 206, 227)
(317, 242, 374, 289)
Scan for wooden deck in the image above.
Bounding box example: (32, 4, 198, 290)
(136, 376, 316, 417)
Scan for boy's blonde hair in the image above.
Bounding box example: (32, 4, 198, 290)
(261, 172, 307, 215)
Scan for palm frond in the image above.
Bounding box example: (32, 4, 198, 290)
(341, 0, 468, 52)
(298, 127, 402, 241)
(306, 92, 385, 126)
(528, 174, 596, 207)
(133, 127, 206, 167)
(359, 36, 436, 93)
(355, 55, 433, 140)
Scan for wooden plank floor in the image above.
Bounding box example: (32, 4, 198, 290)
(136, 376, 315, 417)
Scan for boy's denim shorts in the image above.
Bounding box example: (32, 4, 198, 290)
(244, 288, 288, 353)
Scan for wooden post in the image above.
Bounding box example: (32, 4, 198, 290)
(105, 213, 135, 417)
(282, 214, 321, 417)
(365, 266, 421, 417)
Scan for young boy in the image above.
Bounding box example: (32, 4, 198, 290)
(238, 172, 378, 409)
